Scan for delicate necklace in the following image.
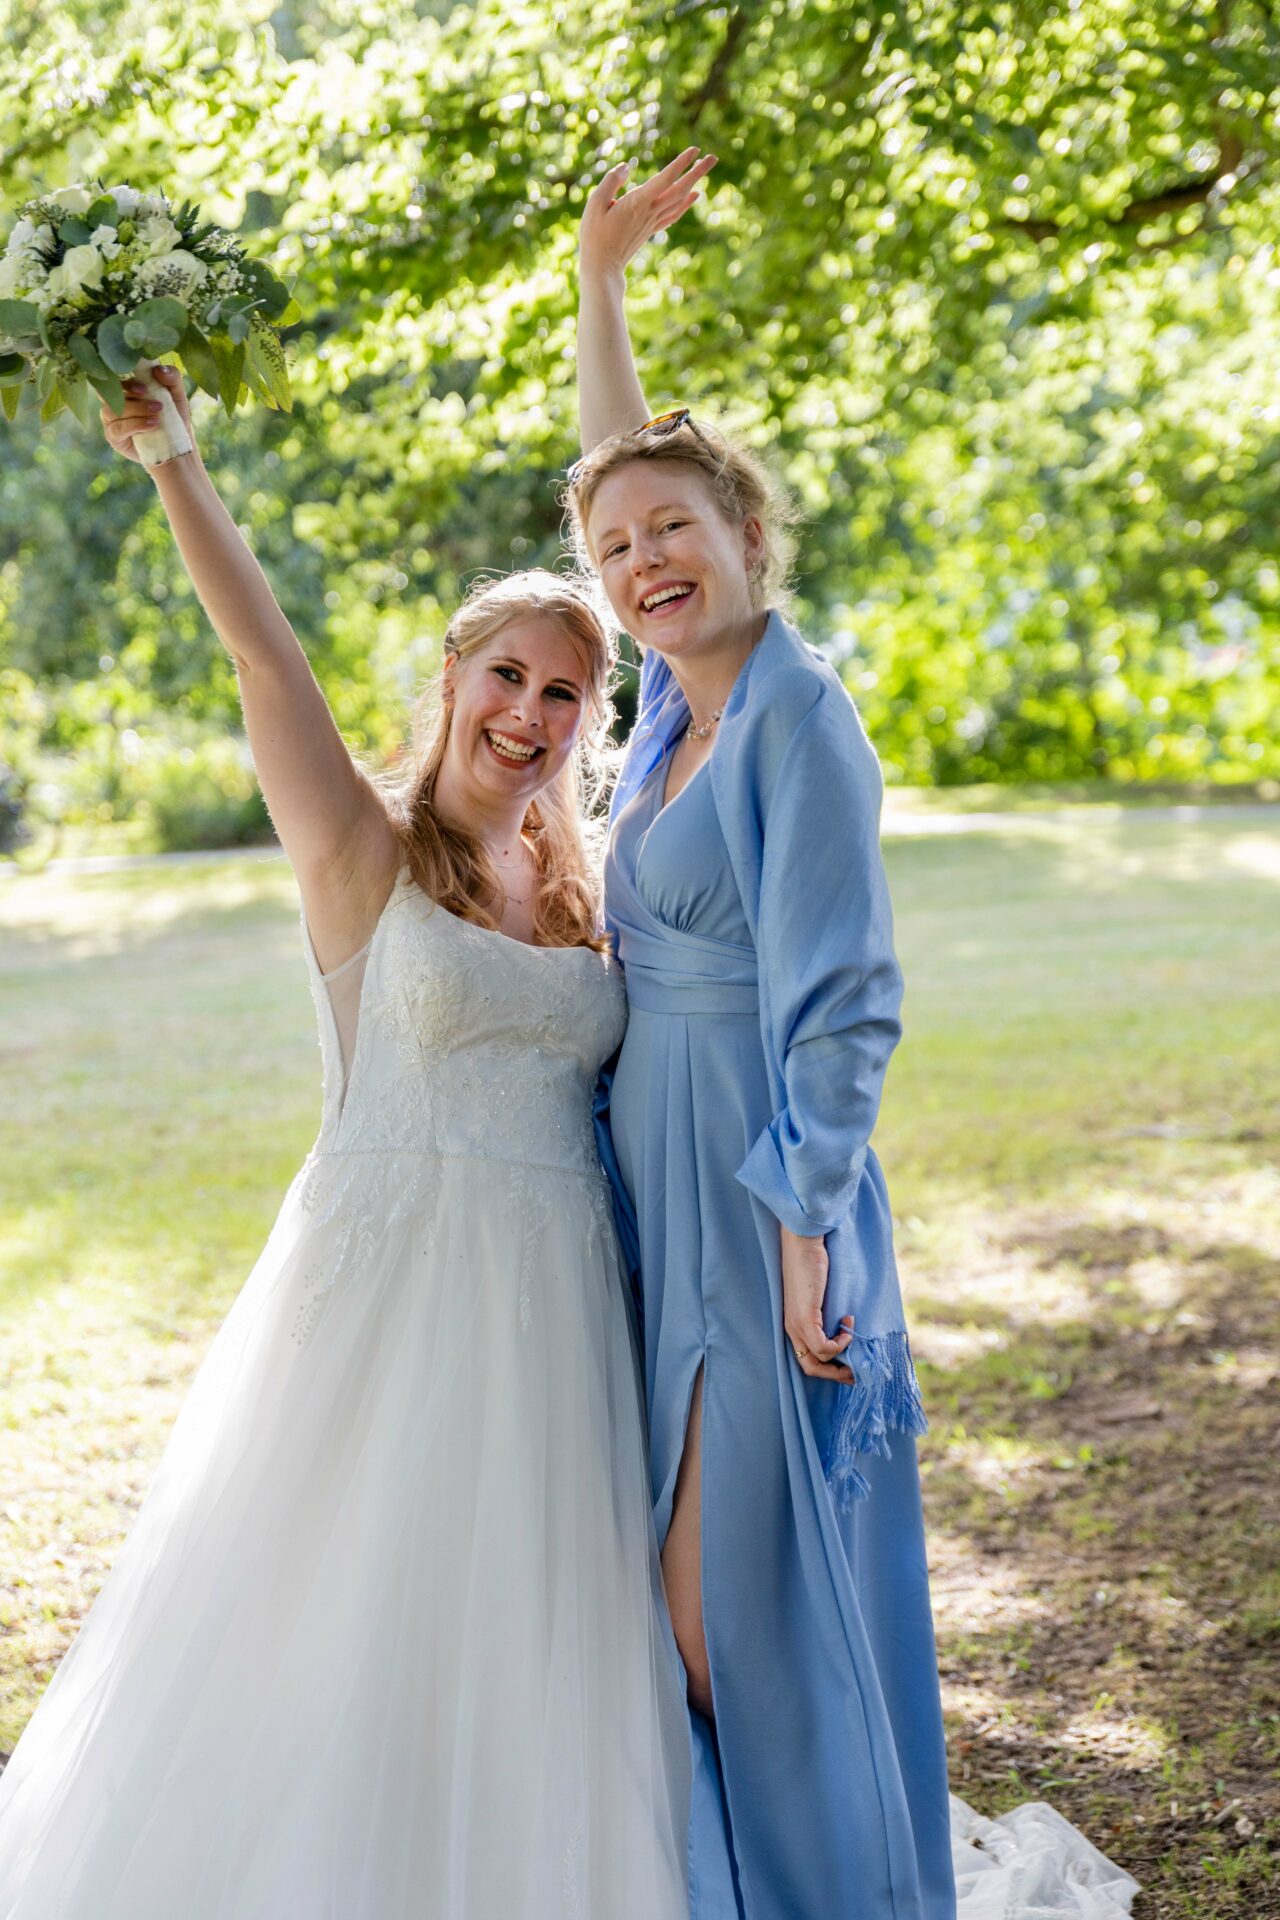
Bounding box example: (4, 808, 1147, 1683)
(685, 706, 723, 743)
(489, 839, 535, 906)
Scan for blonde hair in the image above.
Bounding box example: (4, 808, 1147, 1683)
(562, 417, 801, 612)
(380, 570, 616, 951)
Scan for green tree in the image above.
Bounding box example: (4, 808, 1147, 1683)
(2, 0, 1277, 842)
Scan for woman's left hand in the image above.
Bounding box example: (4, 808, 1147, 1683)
(781, 1227, 855, 1381)
(578, 146, 717, 285)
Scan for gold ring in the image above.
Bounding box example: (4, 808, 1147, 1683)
(793, 1346, 806, 1362)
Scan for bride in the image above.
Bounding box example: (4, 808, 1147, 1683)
(0, 370, 690, 1916)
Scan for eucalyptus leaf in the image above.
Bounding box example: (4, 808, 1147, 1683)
(40, 382, 67, 424)
(129, 296, 189, 334)
(1, 381, 20, 423)
(0, 299, 40, 335)
(240, 260, 291, 321)
(0, 353, 25, 383)
(124, 317, 183, 356)
(57, 217, 93, 247)
(123, 296, 189, 358)
(96, 313, 138, 376)
(69, 332, 110, 378)
(85, 195, 120, 229)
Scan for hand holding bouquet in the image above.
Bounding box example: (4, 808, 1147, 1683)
(0, 182, 299, 466)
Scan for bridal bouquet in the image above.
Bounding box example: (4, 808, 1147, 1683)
(0, 181, 300, 465)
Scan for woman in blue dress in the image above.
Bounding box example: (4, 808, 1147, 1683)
(565, 152, 1142, 1920)
(568, 151, 957, 1920)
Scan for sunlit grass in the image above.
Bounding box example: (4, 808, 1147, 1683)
(2, 808, 1278, 1913)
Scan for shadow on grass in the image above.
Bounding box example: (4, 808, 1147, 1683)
(917, 1215, 1280, 1917)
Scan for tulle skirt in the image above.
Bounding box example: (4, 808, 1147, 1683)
(0, 1149, 690, 1919)
(951, 1794, 1140, 1917)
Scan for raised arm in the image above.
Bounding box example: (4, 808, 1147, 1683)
(101, 370, 398, 969)
(576, 147, 716, 454)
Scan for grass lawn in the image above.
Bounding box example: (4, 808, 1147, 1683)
(1, 809, 1277, 1915)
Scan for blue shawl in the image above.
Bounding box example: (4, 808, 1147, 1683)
(596, 609, 927, 1506)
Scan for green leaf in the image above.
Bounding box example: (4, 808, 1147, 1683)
(68, 332, 110, 379)
(240, 259, 292, 321)
(123, 296, 189, 358)
(278, 295, 302, 328)
(85, 195, 120, 229)
(246, 318, 291, 411)
(128, 296, 189, 335)
(96, 312, 139, 376)
(0, 352, 26, 384)
(84, 364, 125, 417)
(0, 299, 41, 336)
(226, 310, 251, 345)
(36, 356, 58, 400)
(60, 370, 97, 428)
(57, 216, 93, 247)
(40, 382, 67, 423)
(124, 322, 183, 357)
(1, 381, 20, 422)
(209, 333, 246, 416)
(178, 321, 222, 401)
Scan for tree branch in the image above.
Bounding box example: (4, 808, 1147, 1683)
(1002, 133, 1252, 246)
(684, 5, 754, 127)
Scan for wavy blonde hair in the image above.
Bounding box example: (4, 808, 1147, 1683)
(562, 416, 802, 614)
(381, 571, 617, 951)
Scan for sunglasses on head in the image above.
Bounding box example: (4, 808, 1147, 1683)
(565, 407, 713, 484)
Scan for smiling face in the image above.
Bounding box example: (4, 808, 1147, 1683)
(586, 459, 764, 661)
(439, 615, 590, 810)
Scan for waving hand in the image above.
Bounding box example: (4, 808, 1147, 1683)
(576, 147, 717, 453)
(579, 146, 717, 284)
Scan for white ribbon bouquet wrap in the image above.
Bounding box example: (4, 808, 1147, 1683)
(0, 182, 298, 466)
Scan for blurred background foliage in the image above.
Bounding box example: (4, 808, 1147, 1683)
(2, 0, 1279, 851)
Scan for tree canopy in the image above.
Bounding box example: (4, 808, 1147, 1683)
(2, 0, 1278, 845)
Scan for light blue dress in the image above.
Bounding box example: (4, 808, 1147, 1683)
(601, 623, 957, 1919)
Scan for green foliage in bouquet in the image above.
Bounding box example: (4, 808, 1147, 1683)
(0, 182, 300, 431)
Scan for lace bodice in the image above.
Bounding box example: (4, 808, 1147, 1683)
(300, 869, 627, 1178)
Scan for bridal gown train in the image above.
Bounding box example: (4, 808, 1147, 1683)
(0, 868, 691, 1920)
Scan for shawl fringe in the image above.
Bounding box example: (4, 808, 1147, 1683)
(821, 1331, 928, 1511)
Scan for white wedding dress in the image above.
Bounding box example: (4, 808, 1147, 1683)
(0, 869, 691, 1919)
(951, 1794, 1139, 1917)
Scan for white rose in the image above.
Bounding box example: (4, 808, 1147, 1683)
(90, 224, 122, 259)
(137, 193, 167, 220)
(45, 243, 106, 299)
(135, 214, 182, 258)
(0, 254, 30, 299)
(3, 219, 52, 276)
(109, 185, 141, 216)
(136, 247, 208, 296)
(47, 185, 94, 215)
